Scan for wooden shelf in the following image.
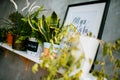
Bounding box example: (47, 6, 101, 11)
(0, 43, 42, 64)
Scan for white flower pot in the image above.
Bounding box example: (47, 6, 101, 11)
(27, 37, 43, 57)
(43, 42, 60, 55)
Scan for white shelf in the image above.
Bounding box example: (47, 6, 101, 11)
(0, 43, 42, 64)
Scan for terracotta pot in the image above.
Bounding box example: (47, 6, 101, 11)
(6, 33, 13, 46)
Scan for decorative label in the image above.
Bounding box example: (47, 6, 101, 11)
(27, 41, 38, 52)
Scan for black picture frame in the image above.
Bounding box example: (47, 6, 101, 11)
(63, 0, 110, 39)
(62, 0, 110, 72)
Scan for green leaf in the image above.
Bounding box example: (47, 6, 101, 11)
(32, 64, 39, 73)
(102, 43, 112, 57)
(74, 70, 83, 79)
(31, 6, 44, 18)
(115, 59, 120, 68)
(116, 39, 120, 45)
(38, 15, 50, 42)
(21, 18, 28, 22)
(49, 11, 59, 28)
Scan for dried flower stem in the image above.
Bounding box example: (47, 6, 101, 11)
(10, 0, 18, 11)
(21, 0, 30, 12)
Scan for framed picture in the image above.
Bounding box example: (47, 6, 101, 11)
(63, 0, 110, 39)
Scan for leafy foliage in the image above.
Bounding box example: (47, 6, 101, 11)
(28, 11, 60, 43)
(92, 39, 120, 80)
(7, 11, 32, 43)
(0, 18, 15, 34)
(21, 6, 47, 44)
(32, 25, 87, 80)
(8, 11, 24, 35)
(31, 23, 120, 80)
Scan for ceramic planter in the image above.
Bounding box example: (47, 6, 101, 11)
(27, 37, 42, 57)
(43, 42, 60, 55)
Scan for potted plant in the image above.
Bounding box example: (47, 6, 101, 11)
(28, 11, 60, 56)
(7, 11, 30, 51)
(31, 24, 92, 79)
(32, 24, 120, 80)
(28, 11, 60, 42)
(21, 6, 45, 57)
(0, 18, 14, 45)
(8, 0, 44, 51)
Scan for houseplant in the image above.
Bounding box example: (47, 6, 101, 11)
(0, 18, 15, 45)
(0, 12, 27, 48)
(21, 6, 45, 43)
(28, 11, 60, 43)
(21, 6, 45, 56)
(8, 0, 44, 51)
(28, 11, 60, 56)
(32, 24, 120, 80)
(32, 24, 96, 80)
(8, 11, 30, 51)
